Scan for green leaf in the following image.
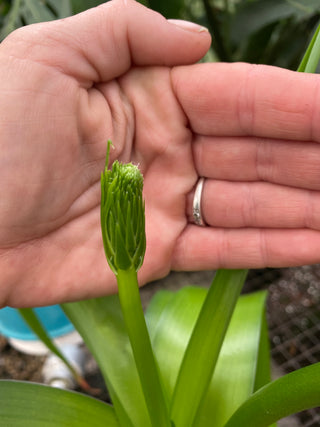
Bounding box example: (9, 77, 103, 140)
(0, 380, 118, 426)
(224, 362, 320, 427)
(194, 291, 269, 427)
(62, 296, 152, 427)
(18, 308, 80, 382)
(147, 0, 185, 19)
(146, 286, 206, 399)
(71, 0, 106, 15)
(170, 269, 248, 427)
(0, 0, 72, 40)
(297, 23, 320, 72)
(146, 286, 270, 427)
(146, 285, 271, 427)
(231, 0, 320, 46)
(254, 313, 272, 392)
(46, 0, 72, 17)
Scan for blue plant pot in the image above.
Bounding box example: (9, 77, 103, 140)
(0, 305, 74, 340)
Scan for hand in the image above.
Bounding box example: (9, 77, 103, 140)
(0, 0, 210, 307)
(1, 1, 320, 308)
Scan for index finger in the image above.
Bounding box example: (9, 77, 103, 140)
(172, 63, 320, 142)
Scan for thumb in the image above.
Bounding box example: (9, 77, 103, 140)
(2, 0, 211, 85)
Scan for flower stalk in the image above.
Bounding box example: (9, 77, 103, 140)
(101, 142, 171, 427)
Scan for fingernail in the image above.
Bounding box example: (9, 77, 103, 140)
(168, 19, 208, 33)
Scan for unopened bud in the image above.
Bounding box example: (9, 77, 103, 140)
(100, 143, 146, 274)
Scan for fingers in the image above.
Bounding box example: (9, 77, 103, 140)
(187, 179, 320, 229)
(3, 0, 210, 85)
(172, 62, 320, 142)
(172, 227, 320, 270)
(193, 135, 320, 190)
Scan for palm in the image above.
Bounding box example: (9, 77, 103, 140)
(0, 1, 213, 307)
(0, 61, 196, 306)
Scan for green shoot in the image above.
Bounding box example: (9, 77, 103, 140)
(100, 142, 171, 427)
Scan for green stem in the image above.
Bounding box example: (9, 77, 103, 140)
(117, 268, 171, 427)
(224, 362, 320, 427)
(170, 269, 248, 427)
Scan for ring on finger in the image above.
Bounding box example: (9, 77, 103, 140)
(192, 177, 206, 226)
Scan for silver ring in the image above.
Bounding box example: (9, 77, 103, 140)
(193, 177, 206, 226)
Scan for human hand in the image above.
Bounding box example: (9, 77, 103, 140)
(0, 0, 210, 307)
(1, 1, 320, 308)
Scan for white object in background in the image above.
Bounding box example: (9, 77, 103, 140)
(9, 330, 82, 355)
(42, 343, 86, 389)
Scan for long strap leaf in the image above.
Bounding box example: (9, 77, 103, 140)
(0, 380, 118, 427)
(146, 287, 269, 427)
(62, 296, 152, 427)
(18, 308, 82, 385)
(170, 269, 248, 427)
(297, 23, 320, 72)
(224, 362, 320, 427)
(194, 291, 269, 427)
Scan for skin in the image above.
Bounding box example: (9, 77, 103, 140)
(1, 0, 320, 307)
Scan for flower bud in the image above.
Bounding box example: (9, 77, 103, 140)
(101, 156, 146, 274)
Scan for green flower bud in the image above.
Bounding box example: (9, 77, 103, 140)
(101, 146, 146, 274)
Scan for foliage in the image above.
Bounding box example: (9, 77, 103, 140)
(147, 0, 185, 20)
(143, 0, 320, 70)
(0, 0, 72, 40)
(224, 362, 320, 427)
(0, 0, 106, 40)
(228, 0, 320, 69)
(70, 0, 105, 15)
(0, 380, 118, 426)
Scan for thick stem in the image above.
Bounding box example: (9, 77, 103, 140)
(117, 268, 171, 427)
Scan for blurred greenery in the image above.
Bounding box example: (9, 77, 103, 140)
(147, 0, 320, 70)
(179, 0, 320, 70)
(0, 0, 319, 68)
(0, 0, 106, 40)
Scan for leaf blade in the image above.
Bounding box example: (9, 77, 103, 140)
(0, 380, 118, 427)
(62, 296, 151, 427)
(194, 291, 269, 427)
(170, 269, 248, 427)
(297, 23, 320, 72)
(224, 362, 320, 427)
(18, 308, 80, 381)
